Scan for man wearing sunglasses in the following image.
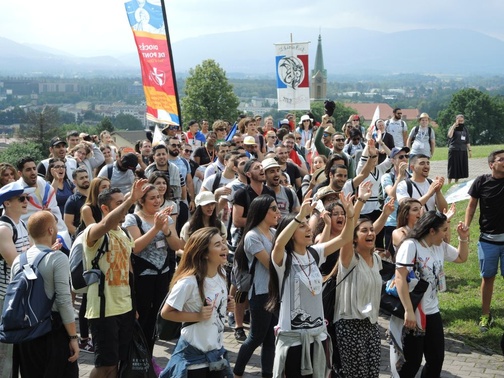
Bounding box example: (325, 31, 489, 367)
(167, 138, 195, 214)
(0, 181, 33, 376)
(381, 147, 411, 254)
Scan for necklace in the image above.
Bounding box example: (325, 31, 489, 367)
(292, 252, 315, 296)
(205, 146, 216, 162)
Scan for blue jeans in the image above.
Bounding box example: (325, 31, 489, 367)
(477, 240, 504, 277)
(233, 293, 277, 377)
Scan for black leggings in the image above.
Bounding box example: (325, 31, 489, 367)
(135, 271, 171, 353)
(399, 312, 445, 378)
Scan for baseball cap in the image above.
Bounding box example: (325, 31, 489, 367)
(50, 137, 67, 147)
(195, 192, 216, 207)
(390, 146, 410, 159)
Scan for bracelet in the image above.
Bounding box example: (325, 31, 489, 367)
(69, 335, 78, 340)
(164, 230, 172, 238)
(357, 198, 367, 203)
(458, 237, 468, 242)
(293, 217, 303, 224)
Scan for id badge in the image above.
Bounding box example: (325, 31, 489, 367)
(461, 135, 466, 141)
(156, 240, 166, 249)
(438, 270, 447, 292)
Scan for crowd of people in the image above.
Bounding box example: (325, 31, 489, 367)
(0, 111, 500, 378)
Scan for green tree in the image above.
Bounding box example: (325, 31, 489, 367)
(19, 106, 60, 152)
(0, 140, 45, 167)
(181, 59, 240, 127)
(113, 113, 143, 130)
(437, 88, 504, 146)
(96, 117, 114, 134)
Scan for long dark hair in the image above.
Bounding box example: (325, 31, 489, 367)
(396, 198, 422, 228)
(148, 171, 171, 202)
(406, 210, 447, 242)
(187, 202, 223, 239)
(266, 213, 298, 313)
(314, 201, 346, 238)
(234, 195, 275, 272)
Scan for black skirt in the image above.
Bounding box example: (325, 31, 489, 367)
(447, 149, 469, 179)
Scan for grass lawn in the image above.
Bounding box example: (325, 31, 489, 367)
(431, 144, 502, 161)
(437, 193, 504, 353)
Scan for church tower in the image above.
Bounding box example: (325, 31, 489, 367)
(311, 34, 327, 101)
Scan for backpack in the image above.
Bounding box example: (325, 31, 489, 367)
(107, 164, 114, 180)
(410, 125, 432, 143)
(68, 232, 109, 294)
(0, 248, 55, 344)
(211, 171, 222, 193)
(232, 257, 257, 293)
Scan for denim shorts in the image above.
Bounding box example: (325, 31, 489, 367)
(477, 240, 504, 278)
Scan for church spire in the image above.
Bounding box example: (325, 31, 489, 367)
(311, 33, 327, 101)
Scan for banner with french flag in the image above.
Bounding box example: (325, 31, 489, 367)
(274, 42, 310, 111)
(124, 0, 180, 126)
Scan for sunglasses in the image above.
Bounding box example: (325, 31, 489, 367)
(334, 138, 345, 142)
(170, 144, 182, 148)
(269, 205, 279, 212)
(167, 126, 179, 130)
(268, 135, 277, 139)
(17, 195, 30, 202)
(323, 133, 331, 138)
(183, 149, 192, 153)
(295, 137, 302, 141)
(396, 154, 409, 160)
(215, 128, 226, 132)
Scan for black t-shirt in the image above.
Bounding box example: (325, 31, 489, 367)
(468, 174, 504, 235)
(234, 185, 276, 218)
(64, 192, 87, 228)
(283, 162, 301, 188)
(193, 146, 213, 166)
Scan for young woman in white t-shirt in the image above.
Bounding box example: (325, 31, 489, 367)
(392, 211, 469, 378)
(160, 227, 235, 378)
(266, 192, 355, 378)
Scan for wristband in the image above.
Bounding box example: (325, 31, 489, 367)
(458, 237, 468, 242)
(357, 197, 367, 204)
(293, 217, 303, 224)
(69, 335, 78, 340)
(164, 230, 172, 238)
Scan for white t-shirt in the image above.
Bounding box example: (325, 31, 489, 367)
(202, 173, 234, 193)
(386, 119, 407, 148)
(167, 274, 227, 353)
(395, 239, 458, 315)
(396, 178, 436, 211)
(273, 244, 327, 341)
(409, 126, 435, 157)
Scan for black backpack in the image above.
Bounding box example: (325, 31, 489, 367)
(405, 178, 433, 211)
(410, 125, 432, 143)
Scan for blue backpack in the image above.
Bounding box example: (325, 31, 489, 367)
(0, 248, 55, 344)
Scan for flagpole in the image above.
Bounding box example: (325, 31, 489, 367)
(160, 0, 182, 127)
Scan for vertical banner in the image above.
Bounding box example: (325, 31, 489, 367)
(124, 0, 180, 125)
(274, 42, 310, 111)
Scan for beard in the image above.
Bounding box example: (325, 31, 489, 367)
(169, 150, 179, 157)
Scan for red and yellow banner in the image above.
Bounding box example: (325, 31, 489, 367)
(124, 0, 180, 125)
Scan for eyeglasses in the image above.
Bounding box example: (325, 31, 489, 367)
(334, 138, 345, 142)
(17, 195, 30, 202)
(295, 137, 302, 141)
(170, 144, 182, 148)
(396, 154, 409, 160)
(53, 165, 66, 169)
(183, 149, 192, 153)
(269, 205, 279, 212)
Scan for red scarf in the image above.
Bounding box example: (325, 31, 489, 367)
(289, 149, 302, 167)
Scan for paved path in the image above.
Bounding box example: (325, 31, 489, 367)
(71, 159, 504, 377)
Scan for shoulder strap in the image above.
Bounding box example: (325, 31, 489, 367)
(285, 187, 294, 213)
(411, 125, 420, 141)
(132, 214, 145, 235)
(307, 246, 320, 265)
(406, 178, 413, 198)
(401, 120, 406, 129)
(107, 164, 113, 180)
(212, 171, 222, 193)
(428, 126, 432, 139)
(0, 215, 17, 243)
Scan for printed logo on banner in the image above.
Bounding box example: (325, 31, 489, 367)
(276, 55, 309, 89)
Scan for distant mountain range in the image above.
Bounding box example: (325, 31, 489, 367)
(1, 27, 504, 77)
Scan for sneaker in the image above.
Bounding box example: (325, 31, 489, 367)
(479, 313, 494, 332)
(78, 338, 95, 353)
(234, 327, 247, 342)
(227, 312, 236, 328)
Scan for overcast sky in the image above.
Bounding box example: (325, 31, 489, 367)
(2, 0, 503, 57)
